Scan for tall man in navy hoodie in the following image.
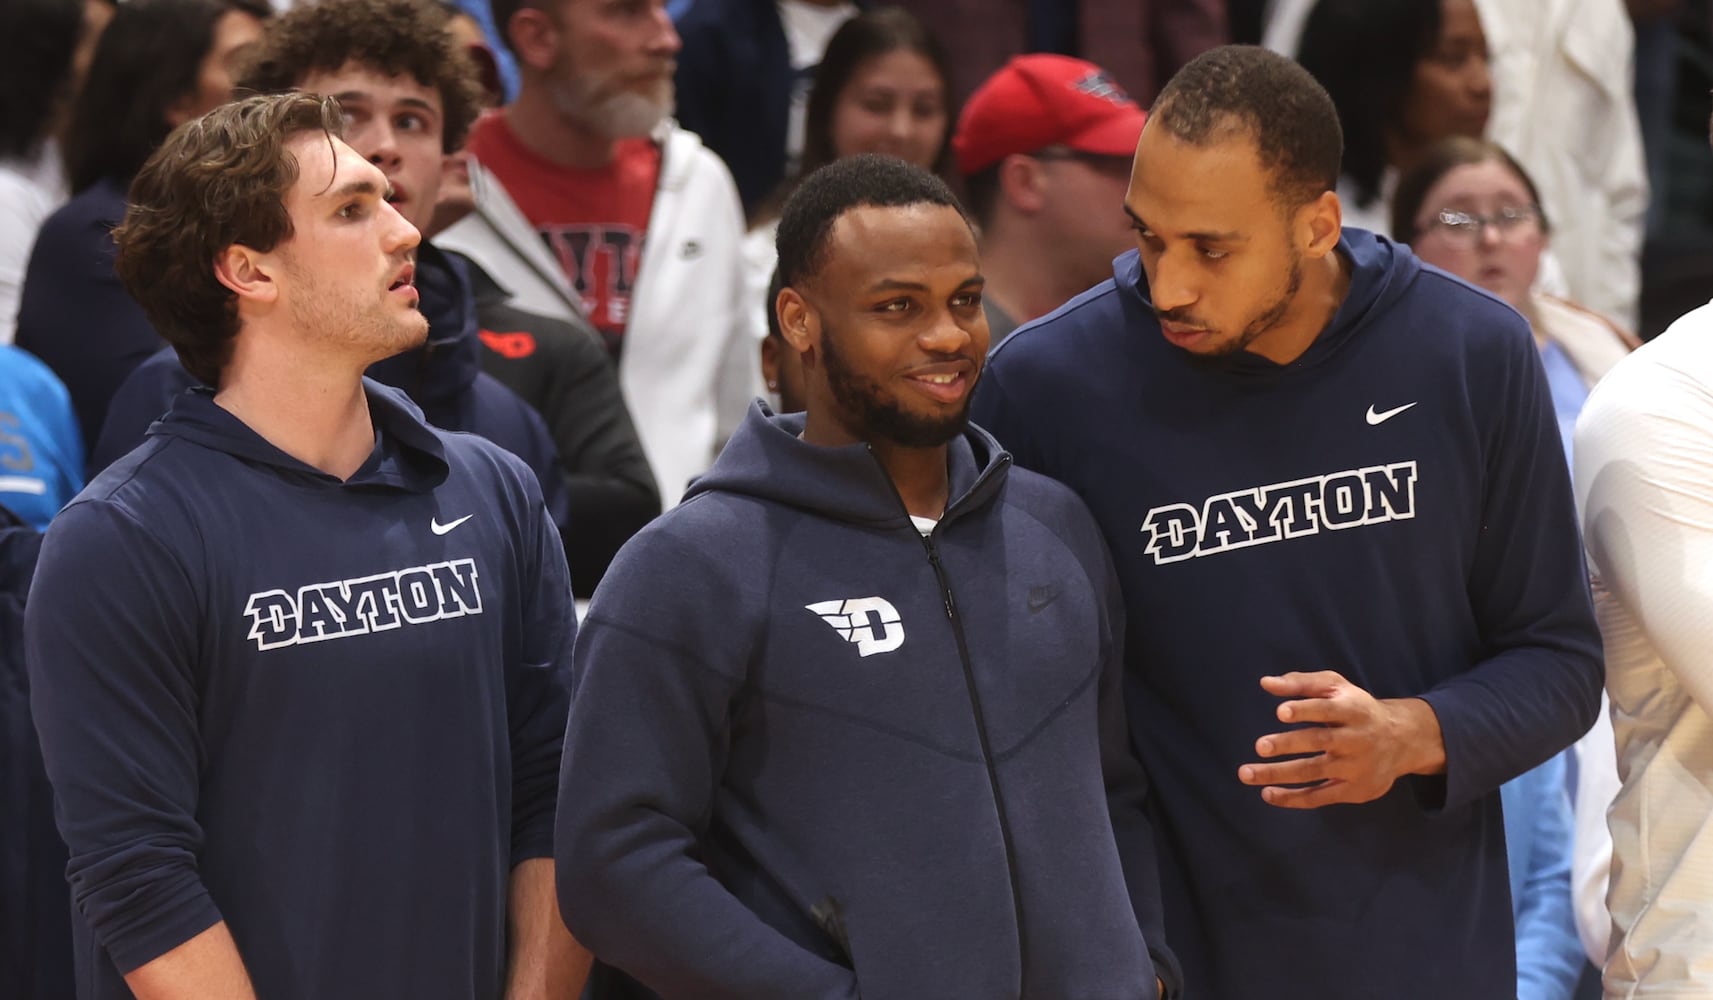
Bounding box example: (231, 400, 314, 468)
(556, 153, 1178, 1000)
(25, 93, 587, 999)
(971, 45, 1604, 999)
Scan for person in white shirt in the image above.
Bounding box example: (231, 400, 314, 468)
(1574, 300, 1713, 994)
(0, 0, 112, 345)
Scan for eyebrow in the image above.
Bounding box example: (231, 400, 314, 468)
(327, 91, 439, 116)
(1124, 204, 1245, 243)
(864, 275, 985, 293)
(321, 178, 392, 202)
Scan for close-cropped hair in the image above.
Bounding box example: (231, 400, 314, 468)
(1296, 0, 1441, 210)
(0, 0, 85, 160)
(62, 0, 274, 194)
(114, 93, 345, 386)
(775, 153, 968, 290)
(1150, 44, 1343, 211)
(1391, 136, 1550, 244)
(238, 0, 484, 154)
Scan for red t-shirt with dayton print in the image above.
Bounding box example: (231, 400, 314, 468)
(466, 110, 660, 359)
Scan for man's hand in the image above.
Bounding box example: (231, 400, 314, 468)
(1237, 671, 1446, 809)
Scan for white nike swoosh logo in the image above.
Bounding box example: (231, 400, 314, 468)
(1365, 402, 1417, 425)
(431, 514, 473, 535)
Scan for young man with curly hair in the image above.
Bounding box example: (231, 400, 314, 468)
(93, 0, 661, 596)
(26, 91, 586, 1000)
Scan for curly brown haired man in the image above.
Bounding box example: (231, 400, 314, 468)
(28, 90, 583, 1000)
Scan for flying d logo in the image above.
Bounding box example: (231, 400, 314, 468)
(806, 597, 906, 657)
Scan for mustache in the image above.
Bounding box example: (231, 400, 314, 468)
(1155, 307, 1210, 329)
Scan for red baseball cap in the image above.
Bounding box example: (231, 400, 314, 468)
(953, 55, 1147, 177)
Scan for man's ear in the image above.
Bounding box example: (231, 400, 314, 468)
(508, 6, 562, 74)
(1300, 189, 1342, 260)
(213, 244, 279, 307)
(776, 286, 820, 364)
(997, 153, 1048, 215)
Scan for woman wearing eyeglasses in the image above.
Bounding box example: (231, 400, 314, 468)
(1394, 136, 1637, 457)
(1395, 133, 1635, 1000)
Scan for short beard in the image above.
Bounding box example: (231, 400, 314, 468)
(549, 70, 673, 139)
(821, 323, 972, 448)
(1169, 248, 1303, 363)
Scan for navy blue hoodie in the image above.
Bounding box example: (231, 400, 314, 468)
(557, 402, 1177, 999)
(25, 381, 574, 999)
(88, 246, 576, 577)
(971, 233, 1604, 999)
(0, 505, 73, 1000)
(16, 178, 160, 447)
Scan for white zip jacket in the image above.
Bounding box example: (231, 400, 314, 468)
(438, 122, 760, 508)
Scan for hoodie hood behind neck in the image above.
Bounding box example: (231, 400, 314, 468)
(365, 243, 481, 422)
(1117, 228, 1420, 381)
(153, 380, 449, 492)
(685, 402, 1011, 528)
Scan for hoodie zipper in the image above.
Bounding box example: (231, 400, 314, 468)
(871, 448, 1028, 995)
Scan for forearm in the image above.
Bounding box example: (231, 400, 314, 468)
(505, 858, 591, 1000)
(124, 921, 255, 1000)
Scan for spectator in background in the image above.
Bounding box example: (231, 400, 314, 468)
(0, 505, 68, 1000)
(0, 348, 81, 530)
(674, 0, 864, 218)
(740, 7, 952, 370)
(1268, 0, 1647, 329)
(1478, 0, 1646, 329)
(1395, 137, 1626, 1000)
(1394, 138, 1636, 456)
(954, 54, 1146, 343)
(0, 0, 109, 345)
(1293, 0, 1491, 235)
(892, 0, 1225, 110)
(15, 0, 269, 447)
(439, 0, 756, 507)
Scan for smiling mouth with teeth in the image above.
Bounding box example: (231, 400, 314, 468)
(918, 374, 959, 384)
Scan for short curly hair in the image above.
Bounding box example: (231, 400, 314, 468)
(237, 0, 483, 154)
(115, 93, 346, 385)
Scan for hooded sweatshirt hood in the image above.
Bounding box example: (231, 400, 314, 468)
(684, 402, 1011, 529)
(151, 380, 449, 493)
(1113, 228, 1420, 382)
(365, 242, 482, 423)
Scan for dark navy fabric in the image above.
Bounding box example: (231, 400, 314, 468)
(972, 231, 1604, 999)
(0, 503, 72, 1000)
(15, 177, 161, 448)
(88, 244, 576, 583)
(557, 402, 1177, 1000)
(26, 381, 574, 999)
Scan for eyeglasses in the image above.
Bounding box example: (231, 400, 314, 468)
(1425, 204, 1542, 244)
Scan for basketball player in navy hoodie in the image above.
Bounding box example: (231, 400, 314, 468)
(972, 46, 1603, 999)
(25, 94, 586, 999)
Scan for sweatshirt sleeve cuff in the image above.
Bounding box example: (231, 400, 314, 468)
(99, 875, 224, 975)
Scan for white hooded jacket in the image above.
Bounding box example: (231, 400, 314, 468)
(438, 121, 760, 507)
